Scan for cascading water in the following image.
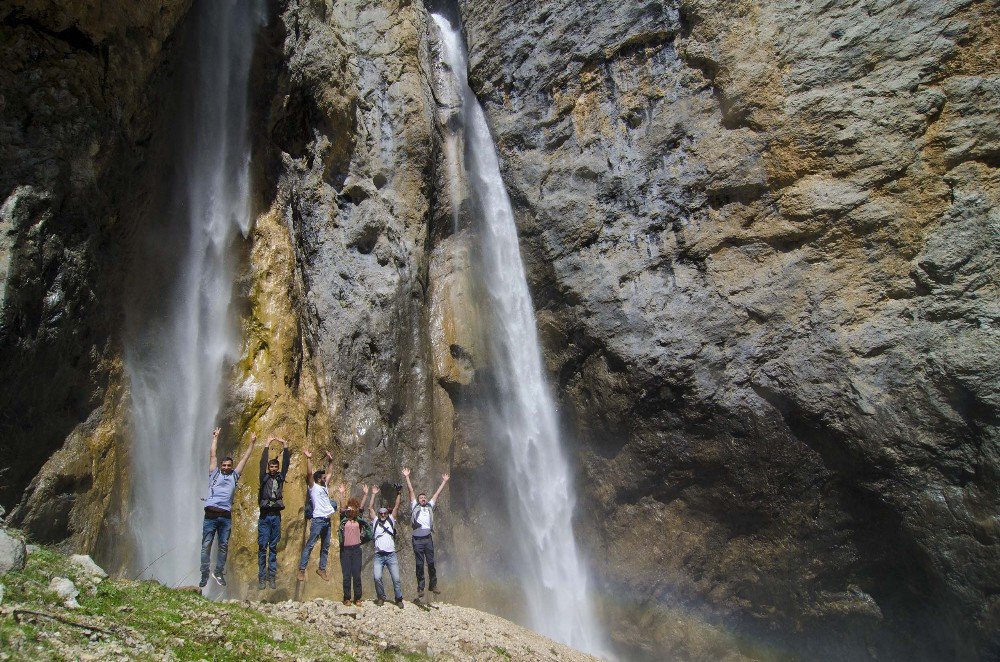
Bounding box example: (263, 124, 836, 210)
(124, 0, 263, 587)
(431, 14, 607, 656)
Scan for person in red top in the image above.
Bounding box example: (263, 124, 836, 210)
(338, 488, 373, 606)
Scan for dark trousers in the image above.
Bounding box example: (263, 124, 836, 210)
(257, 513, 281, 580)
(340, 544, 363, 600)
(412, 534, 436, 592)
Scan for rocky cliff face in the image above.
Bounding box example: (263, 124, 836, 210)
(460, 0, 998, 658)
(2, 0, 997, 660)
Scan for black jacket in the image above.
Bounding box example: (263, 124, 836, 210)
(259, 447, 291, 513)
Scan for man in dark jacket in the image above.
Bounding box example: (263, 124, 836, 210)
(258, 435, 291, 589)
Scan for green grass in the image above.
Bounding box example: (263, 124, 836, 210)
(493, 645, 512, 659)
(0, 540, 355, 661)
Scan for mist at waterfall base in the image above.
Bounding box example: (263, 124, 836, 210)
(123, 0, 264, 588)
(431, 14, 608, 657)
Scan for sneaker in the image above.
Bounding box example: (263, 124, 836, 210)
(395, 598, 404, 609)
(268, 577, 277, 590)
(316, 568, 330, 581)
(212, 571, 226, 587)
(297, 569, 306, 581)
(353, 599, 363, 607)
(258, 579, 266, 590)
(342, 599, 351, 606)
(374, 598, 384, 606)
(199, 573, 209, 588)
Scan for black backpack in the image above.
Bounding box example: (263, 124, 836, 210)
(259, 474, 285, 511)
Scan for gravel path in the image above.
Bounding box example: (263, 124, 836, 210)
(257, 598, 603, 661)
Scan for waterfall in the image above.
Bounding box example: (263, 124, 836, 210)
(431, 14, 607, 656)
(124, 0, 263, 587)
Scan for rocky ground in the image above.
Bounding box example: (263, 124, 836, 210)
(0, 527, 595, 662)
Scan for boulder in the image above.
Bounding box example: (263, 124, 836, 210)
(49, 576, 80, 609)
(0, 529, 26, 575)
(69, 554, 107, 580)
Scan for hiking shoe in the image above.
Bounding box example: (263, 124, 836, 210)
(430, 587, 441, 594)
(212, 571, 226, 587)
(395, 598, 404, 609)
(417, 590, 424, 599)
(267, 577, 277, 590)
(297, 569, 306, 581)
(353, 599, 363, 607)
(374, 598, 384, 606)
(316, 568, 330, 581)
(199, 573, 209, 588)
(342, 599, 351, 606)
(258, 579, 266, 590)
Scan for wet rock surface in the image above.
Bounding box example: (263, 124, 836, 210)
(460, 0, 999, 659)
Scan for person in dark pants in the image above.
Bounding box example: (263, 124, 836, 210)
(201, 427, 257, 589)
(338, 492, 373, 606)
(402, 467, 449, 601)
(257, 435, 291, 590)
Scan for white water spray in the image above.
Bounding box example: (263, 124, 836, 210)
(432, 14, 607, 656)
(125, 0, 263, 587)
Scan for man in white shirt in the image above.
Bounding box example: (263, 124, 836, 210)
(402, 467, 449, 600)
(368, 484, 404, 607)
(298, 450, 338, 581)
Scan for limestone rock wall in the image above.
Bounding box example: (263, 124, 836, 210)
(2, 0, 997, 660)
(459, 0, 998, 658)
(0, 0, 191, 527)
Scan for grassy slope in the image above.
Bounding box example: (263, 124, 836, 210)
(0, 542, 426, 661)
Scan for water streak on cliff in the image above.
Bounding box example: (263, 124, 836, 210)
(431, 13, 606, 655)
(124, 0, 263, 587)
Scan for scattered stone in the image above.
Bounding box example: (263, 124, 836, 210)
(25, 544, 39, 555)
(49, 576, 80, 609)
(273, 632, 283, 643)
(69, 554, 107, 580)
(0, 583, 4, 604)
(210, 618, 221, 626)
(0, 529, 26, 575)
(335, 604, 360, 618)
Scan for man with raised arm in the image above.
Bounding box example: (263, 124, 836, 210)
(200, 427, 257, 589)
(298, 450, 337, 582)
(369, 484, 404, 607)
(402, 467, 450, 601)
(257, 435, 291, 590)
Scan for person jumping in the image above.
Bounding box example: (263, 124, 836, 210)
(200, 427, 257, 589)
(402, 467, 449, 601)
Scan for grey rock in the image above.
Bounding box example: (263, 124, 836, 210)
(0, 529, 26, 576)
(49, 576, 80, 609)
(69, 554, 107, 580)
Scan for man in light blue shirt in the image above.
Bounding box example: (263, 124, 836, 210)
(200, 427, 256, 589)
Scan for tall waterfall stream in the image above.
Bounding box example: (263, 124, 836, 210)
(432, 14, 607, 656)
(124, 0, 263, 587)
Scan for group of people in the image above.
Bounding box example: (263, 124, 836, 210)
(199, 428, 449, 607)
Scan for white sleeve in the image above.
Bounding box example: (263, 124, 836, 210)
(410, 499, 418, 510)
(429, 499, 435, 508)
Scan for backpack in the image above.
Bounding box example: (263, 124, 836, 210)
(411, 503, 433, 530)
(373, 516, 397, 541)
(259, 474, 285, 511)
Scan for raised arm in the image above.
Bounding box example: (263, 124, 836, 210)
(209, 427, 220, 472)
(259, 437, 273, 479)
(391, 489, 402, 518)
(368, 485, 379, 520)
(303, 449, 314, 486)
(235, 433, 258, 475)
(279, 437, 291, 479)
(402, 467, 415, 503)
(324, 451, 335, 488)
(360, 484, 371, 511)
(430, 473, 450, 503)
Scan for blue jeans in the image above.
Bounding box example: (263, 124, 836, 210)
(373, 551, 402, 600)
(201, 515, 232, 576)
(299, 517, 331, 571)
(257, 513, 282, 580)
